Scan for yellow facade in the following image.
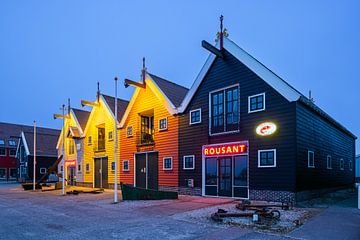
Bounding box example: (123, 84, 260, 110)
(82, 95, 119, 187)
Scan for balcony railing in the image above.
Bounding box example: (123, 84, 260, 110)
(93, 140, 106, 152)
(137, 132, 154, 146)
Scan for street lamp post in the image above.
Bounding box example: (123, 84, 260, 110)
(62, 104, 66, 196)
(114, 77, 119, 203)
(33, 120, 36, 191)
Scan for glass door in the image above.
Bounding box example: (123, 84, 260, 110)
(218, 157, 232, 197)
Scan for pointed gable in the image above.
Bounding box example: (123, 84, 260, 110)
(101, 94, 129, 122)
(148, 73, 189, 108)
(72, 108, 90, 132)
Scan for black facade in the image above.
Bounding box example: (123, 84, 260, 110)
(178, 41, 356, 202)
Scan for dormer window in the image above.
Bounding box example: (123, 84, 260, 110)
(248, 93, 265, 113)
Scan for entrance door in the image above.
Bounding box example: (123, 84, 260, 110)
(94, 157, 108, 188)
(135, 153, 146, 188)
(68, 167, 76, 186)
(218, 157, 232, 197)
(135, 152, 158, 190)
(147, 152, 158, 190)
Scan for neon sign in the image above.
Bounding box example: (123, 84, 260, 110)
(65, 160, 76, 167)
(256, 122, 277, 136)
(203, 142, 248, 156)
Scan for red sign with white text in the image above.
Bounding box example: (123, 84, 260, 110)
(65, 159, 76, 167)
(203, 142, 248, 156)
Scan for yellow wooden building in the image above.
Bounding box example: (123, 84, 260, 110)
(56, 107, 90, 186)
(80, 93, 128, 188)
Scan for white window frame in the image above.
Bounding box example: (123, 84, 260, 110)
(163, 157, 173, 170)
(340, 158, 344, 170)
(258, 149, 277, 168)
(123, 160, 130, 171)
(85, 163, 90, 173)
(183, 155, 195, 170)
(248, 92, 266, 113)
(40, 168, 47, 174)
(108, 131, 113, 141)
(349, 160, 353, 171)
(307, 151, 315, 168)
(208, 84, 240, 136)
(88, 136, 92, 145)
(189, 108, 202, 125)
(8, 140, 16, 146)
(0, 148, 6, 156)
(158, 117, 168, 131)
(127, 126, 133, 137)
(9, 148, 16, 157)
(0, 168, 6, 179)
(327, 155, 332, 169)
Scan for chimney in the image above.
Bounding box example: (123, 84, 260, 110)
(220, 15, 224, 50)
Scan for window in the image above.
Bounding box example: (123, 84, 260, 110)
(0, 169, 6, 179)
(9, 149, 16, 157)
(60, 166, 63, 172)
(210, 86, 239, 134)
(205, 157, 217, 185)
(258, 149, 276, 167)
(163, 157, 173, 170)
(127, 126, 133, 137)
(183, 155, 195, 170)
(9, 169, 17, 179)
(8, 140, 16, 146)
(308, 151, 314, 168)
(123, 160, 129, 171)
(88, 136, 92, 145)
(68, 140, 75, 155)
(234, 155, 248, 186)
(97, 127, 105, 151)
(111, 162, 115, 171)
(40, 168, 47, 174)
(140, 116, 154, 145)
(78, 164, 81, 172)
(349, 160, 353, 171)
(0, 139, 4, 145)
(159, 118, 168, 131)
(190, 109, 201, 124)
(248, 93, 265, 113)
(0, 148, 6, 156)
(108, 131, 113, 141)
(85, 163, 90, 173)
(327, 155, 332, 169)
(340, 159, 344, 170)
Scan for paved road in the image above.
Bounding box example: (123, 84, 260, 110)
(0, 183, 359, 240)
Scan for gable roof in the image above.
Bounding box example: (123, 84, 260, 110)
(21, 128, 60, 157)
(148, 73, 189, 108)
(179, 37, 302, 113)
(0, 122, 60, 148)
(71, 108, 90, 132)
(178, 37, 355, 139)
(101, 94, 129, 122)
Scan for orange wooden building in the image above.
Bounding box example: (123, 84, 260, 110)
(119, 72, 188, 192)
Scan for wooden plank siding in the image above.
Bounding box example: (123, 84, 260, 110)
(119, 78, 179, 187)
(178, 49, 297, 192)
(295, 102, 355, 191)
(83, 96, 118, 185)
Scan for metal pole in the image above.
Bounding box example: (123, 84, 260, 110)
(62, 104, 66, 195)
(114, 77, 118, 203)
(33, 120, 36, 191)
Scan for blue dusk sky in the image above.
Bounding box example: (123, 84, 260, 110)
(0, 1, 359, 152)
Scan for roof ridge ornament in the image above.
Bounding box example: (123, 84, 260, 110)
(142, 57, 147, 83)
(97, 81, 100, 102)
(216, 15, 229, 46)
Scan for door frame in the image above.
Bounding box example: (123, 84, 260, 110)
(93, 156, 107, 188)
(202, 141, 249, 199)
(133, 151, 158, 189)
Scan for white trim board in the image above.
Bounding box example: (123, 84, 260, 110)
(178, 37, 302, 113)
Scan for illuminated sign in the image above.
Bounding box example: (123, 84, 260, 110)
(65, 160, 76, 167)
(203, 142, 248, 156)
(256, 122, 277, 136)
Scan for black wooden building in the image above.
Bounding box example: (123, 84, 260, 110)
(16, 127, 60, 182)
(177, 37, 356, 202)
